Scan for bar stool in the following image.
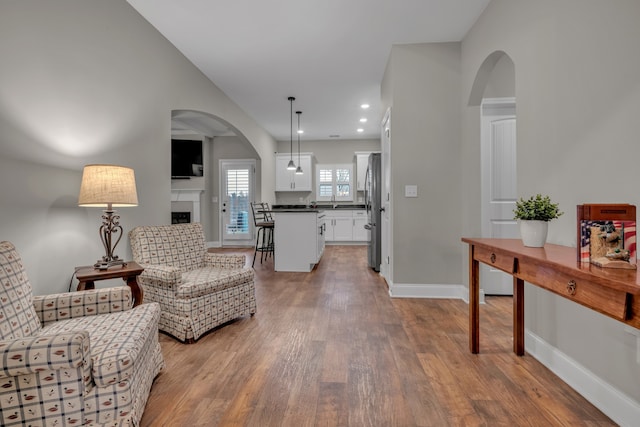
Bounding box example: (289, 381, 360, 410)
(250, 202, 274, 267)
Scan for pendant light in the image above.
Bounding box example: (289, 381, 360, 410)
(295, 111, 303, 175)
(287, 96, 296, 170)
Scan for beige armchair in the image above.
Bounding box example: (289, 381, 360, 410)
(0, 241, 164, 426)
(128, 222, 257, 343)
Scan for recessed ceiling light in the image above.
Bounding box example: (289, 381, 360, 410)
(359, 118, 367, 123)
(361, 104, 370, 109)
(297, 130, 304, 134)
(357, 128, 364, 133)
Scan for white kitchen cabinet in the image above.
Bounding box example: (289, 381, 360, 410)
(275, 153, 313, 191)
(324, 216, 353, 241)
(322, 217, 331, 240)
(323, 211, 352, 241)
(323, 209, 369, 242)
(352, 210, 369, 241)
(317, 213, 326, 261)
(273, 210, 324, 271)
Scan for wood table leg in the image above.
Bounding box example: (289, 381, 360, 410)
(76, 280, 95, 291)
(124, 276, 143, 307)
(469, 245, 480, 354)
(513, 276, 525, 356)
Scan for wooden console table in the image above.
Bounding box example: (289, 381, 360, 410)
(76, 262, 144, 307)
(462, 238, 640, 356)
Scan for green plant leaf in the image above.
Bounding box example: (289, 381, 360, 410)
(513, 194, 564, 221)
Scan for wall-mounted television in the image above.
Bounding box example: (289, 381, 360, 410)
(171, 139, 203, 178)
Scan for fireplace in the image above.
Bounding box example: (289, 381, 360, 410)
(171, 211, 191, 224)
(171, 190, 203, 223)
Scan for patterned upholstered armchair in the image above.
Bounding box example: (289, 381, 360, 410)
(128, 222, 257, 343)
(0, 241, 164, 427)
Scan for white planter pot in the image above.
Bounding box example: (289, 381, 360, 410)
(518, 220, 549, 247)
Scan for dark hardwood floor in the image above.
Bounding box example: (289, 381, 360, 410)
(140, 245, 615, 426)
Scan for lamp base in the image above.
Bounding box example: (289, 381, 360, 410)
(95, 209, 126, 270)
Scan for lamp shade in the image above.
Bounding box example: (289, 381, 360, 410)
(78, 164, 138, 207)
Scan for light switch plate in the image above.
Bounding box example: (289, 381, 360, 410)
(405, 185, 418, 198)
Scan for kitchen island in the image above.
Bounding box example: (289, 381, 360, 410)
(272, 208, 325, 272)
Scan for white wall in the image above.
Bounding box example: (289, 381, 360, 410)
(461, 0, 640, 418)
(0, 0, 277, 294)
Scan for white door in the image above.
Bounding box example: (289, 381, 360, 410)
(380, 109, 392, 283)
(220, 160, 255, 246)
(481, 98, 518, 295)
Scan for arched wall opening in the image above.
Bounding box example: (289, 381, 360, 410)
(468, 50, 515, 107)
(464, 51, 516, 297)
(170, 109, 263, 246)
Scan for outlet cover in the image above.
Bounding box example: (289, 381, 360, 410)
(405, 185, 418, 198)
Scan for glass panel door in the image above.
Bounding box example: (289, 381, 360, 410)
(221, 160, 254, 244)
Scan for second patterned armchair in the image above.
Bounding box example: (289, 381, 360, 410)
(0, 241, 164, 426)
(128, 222, 257, 343)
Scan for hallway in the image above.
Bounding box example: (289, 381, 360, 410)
(141, 245, 613, 426)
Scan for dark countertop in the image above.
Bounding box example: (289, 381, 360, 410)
(312, 204, 366, 210)
(271, 208, 324, 213)
(273, 204, 366, 210)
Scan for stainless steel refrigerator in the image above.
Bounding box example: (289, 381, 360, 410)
(364, 153, 382, 271)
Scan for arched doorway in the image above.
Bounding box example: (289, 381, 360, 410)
(171, 110, 261, 247)
(469, 52, 517, 295)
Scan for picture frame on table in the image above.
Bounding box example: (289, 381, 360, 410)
(577, 204, 636, 269)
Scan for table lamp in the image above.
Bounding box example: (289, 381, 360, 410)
(78, 164, 138, 269)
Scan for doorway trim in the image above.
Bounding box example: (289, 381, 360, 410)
(380, 107, 393, 287)
(219, 159, 256, 247)
(480, 97, 517, 296)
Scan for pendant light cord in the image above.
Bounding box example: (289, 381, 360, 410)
(288, 97, 295, 162)
(297, 111, 301, 165)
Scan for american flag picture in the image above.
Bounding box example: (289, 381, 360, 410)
(580, 220, 636, 264)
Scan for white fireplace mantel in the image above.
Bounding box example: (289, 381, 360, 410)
(171, 189, 203, 223)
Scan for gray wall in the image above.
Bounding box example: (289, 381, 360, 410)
(0, 0, 277, 294)
(381, 42, 462, 285)
(380, 1, 640, 414)
(483, 54, 515, 99)
(461, 0, 640, 407)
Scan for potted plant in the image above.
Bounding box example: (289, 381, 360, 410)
(513, 194, 563, 247)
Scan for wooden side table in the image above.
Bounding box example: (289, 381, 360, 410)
(76, 261, 144, 307)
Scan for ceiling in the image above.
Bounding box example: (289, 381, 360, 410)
(127, 0, 490, 141)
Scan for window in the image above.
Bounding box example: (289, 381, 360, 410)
(225, 168, 250, 234)
(316, 164, 353, 201)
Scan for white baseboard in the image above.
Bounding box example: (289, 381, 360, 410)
(390, 283, 485, 304)
(526, 330, 640, 427)
(389, 283, 464, 299)
(460, 285, 486, 305)
(325, 241, 369, 246)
